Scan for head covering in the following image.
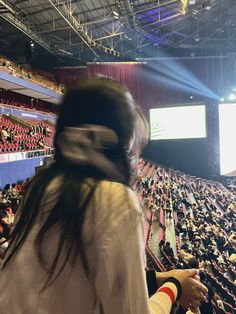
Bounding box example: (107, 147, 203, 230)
(57, 124, 124, 181)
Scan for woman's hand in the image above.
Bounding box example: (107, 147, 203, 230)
(156, 269, 208, 308)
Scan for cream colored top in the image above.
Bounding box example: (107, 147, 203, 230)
(0, 179, 176, 314)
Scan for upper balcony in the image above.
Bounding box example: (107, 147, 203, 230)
(0, 69, 62, 105)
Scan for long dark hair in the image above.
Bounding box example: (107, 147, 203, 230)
(2, 77, 148, 287)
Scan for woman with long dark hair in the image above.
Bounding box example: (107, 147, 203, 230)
(0, 77, 207, 313)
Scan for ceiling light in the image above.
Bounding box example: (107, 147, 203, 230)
(193, 33, 200, 41)
(112, 11, 119, 16)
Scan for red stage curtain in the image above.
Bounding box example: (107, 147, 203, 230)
(86, 63, 143, 110)
(55, 57, 234, 118)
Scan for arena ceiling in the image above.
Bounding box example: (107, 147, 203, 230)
(0, 0, 236, 63)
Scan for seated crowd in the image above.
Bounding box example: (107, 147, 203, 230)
(0, 157, 235, 313)
(0, 89, 57, 114)
(0, 55, 64, 94)
(135, 160, 236, 314)
(0, 115, 54, 154)
(0, 69, 234, 312)
(0, 181, 25, 255)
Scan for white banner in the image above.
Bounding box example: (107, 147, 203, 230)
(0, 150, 54, 164)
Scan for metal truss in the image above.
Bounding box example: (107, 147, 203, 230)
(172, 0, 233, 48)
(129, 0, 211, 56)
(134, 0, 179, 15)
(0, 0, 127, 59)
(2, 0, 222, 61)
(46, 0, 125, 58)
(120, 0, 186, 54)
(0, 0, 52, 53)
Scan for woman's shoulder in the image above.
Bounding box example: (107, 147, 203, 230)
(96, 180, 132, 194)
(90, 180, 143, 224)
(96, 180, 140, 210)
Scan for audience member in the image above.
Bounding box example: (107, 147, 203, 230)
(0, 77, 207, 314)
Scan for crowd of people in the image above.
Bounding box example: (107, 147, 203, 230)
(0, 182, 25, 254)
(0, 115, 54, 153)
(136, 161, 236, 313)
(0, 76, 235, 314)
(0, 56, 65, 94)
(1, 159, 235, 313)
(0, 77, 210, 314)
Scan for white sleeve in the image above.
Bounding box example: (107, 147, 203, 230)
(93, 183, 174, 314)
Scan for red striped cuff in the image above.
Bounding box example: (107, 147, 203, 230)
(157, 286, 175, 304)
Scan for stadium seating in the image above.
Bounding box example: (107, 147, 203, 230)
(135, 159, 236, 312)
(0, 114, 54, 154)
(0, 89, 57, 114)
(0, 153, 235, 312)
(0, 55, 64, 94)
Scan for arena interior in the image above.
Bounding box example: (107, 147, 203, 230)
(0, 0, 235, 313)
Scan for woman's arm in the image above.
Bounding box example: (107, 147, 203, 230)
(93, 183, 207, 313)
(93, 183, 176, 314)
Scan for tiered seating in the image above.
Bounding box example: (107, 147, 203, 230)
(0, 116, 28, 152)
(206, 272, 235, 307)
(145, 210, 153, 246)
(26, 119, 54, 148)
(0, 55, 64, 94)
(146, 247, 166, 272)
(135, 159, 236, 312)
(0, 115, 55, 154)
(172, 175, 236, 308)
(134, 161, 155, 246)
(0, 90, 57, 114)
(211, 261, 235, 296)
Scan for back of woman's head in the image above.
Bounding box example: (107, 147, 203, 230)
(54, 77, 147, 182)
(55, 77, 135, 162)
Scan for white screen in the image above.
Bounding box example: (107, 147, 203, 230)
(150, 105, 206, 140)
(219, 103, 236, 176)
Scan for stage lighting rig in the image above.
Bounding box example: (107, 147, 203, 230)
(112, 11, 119, 19)
(181, 0, 189, 15)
